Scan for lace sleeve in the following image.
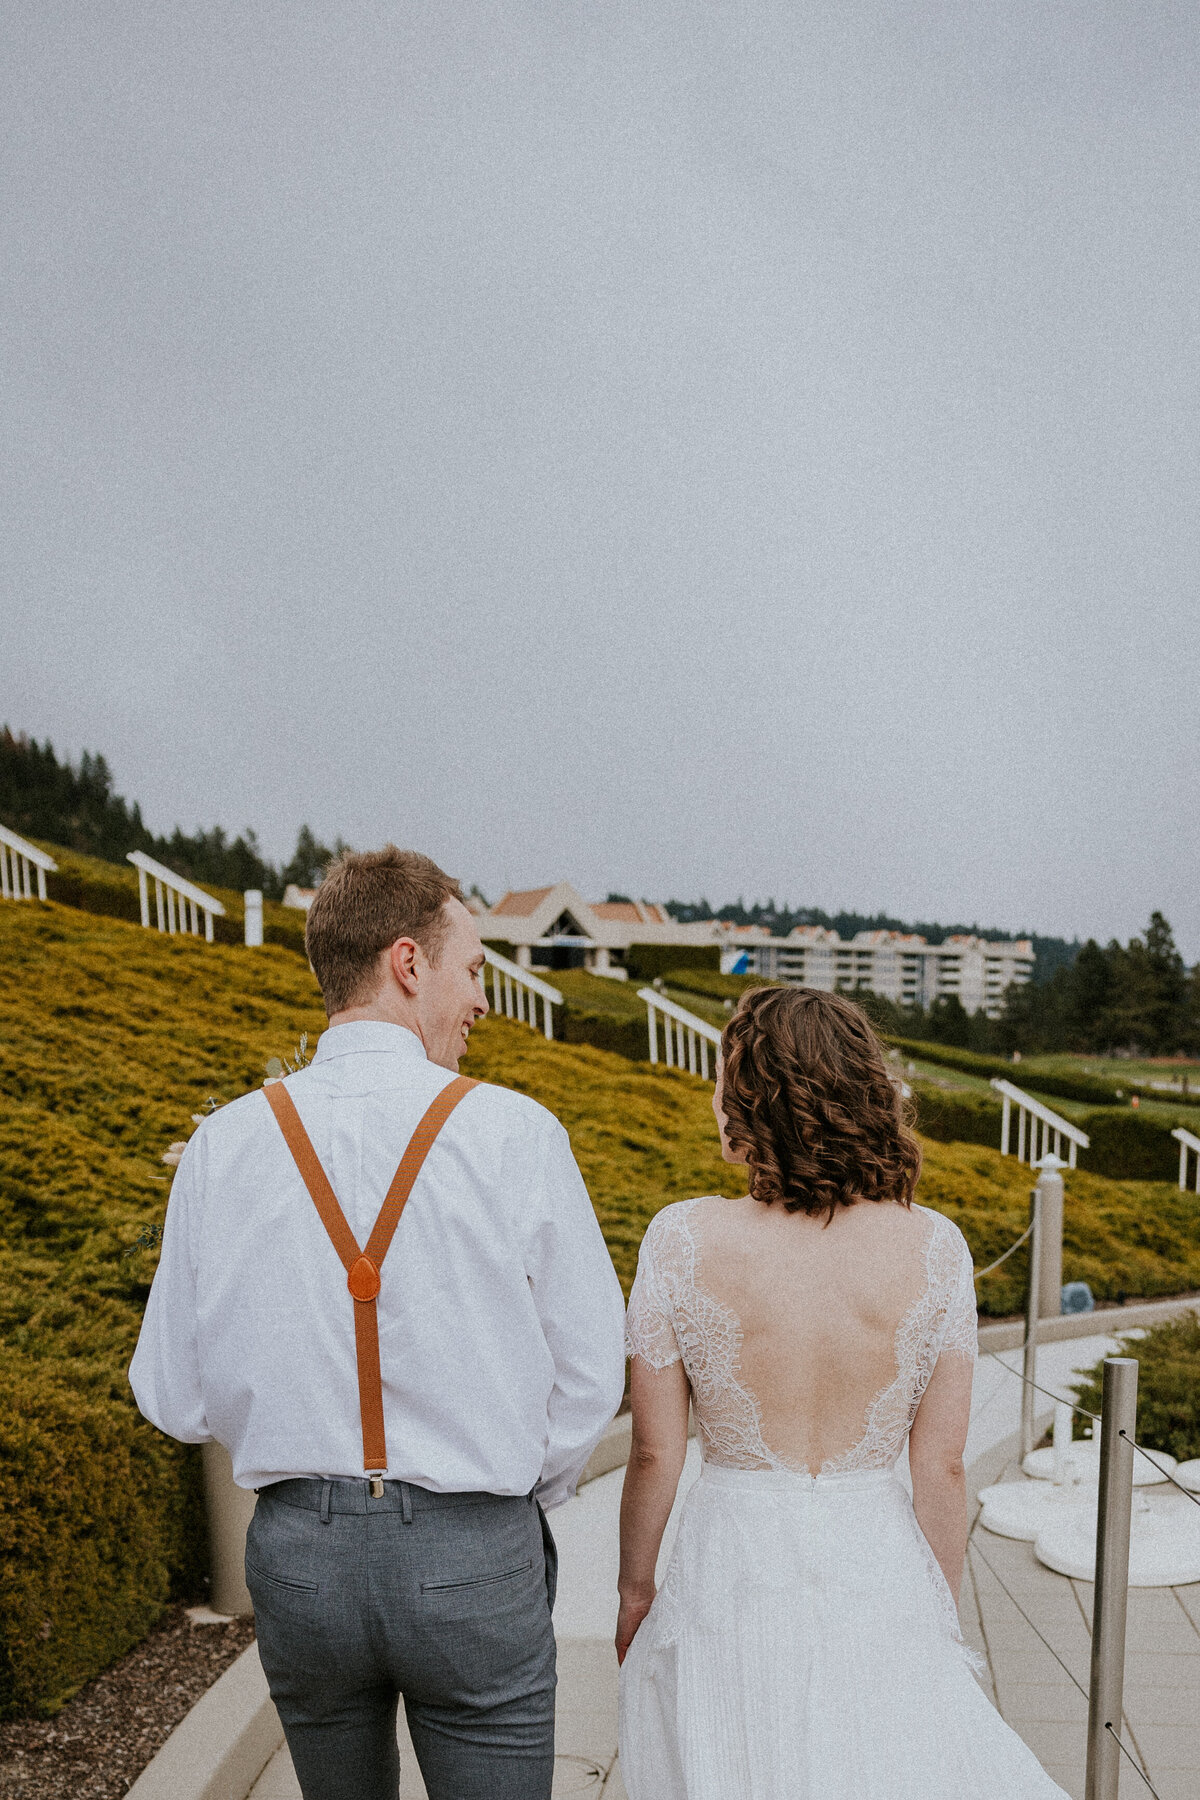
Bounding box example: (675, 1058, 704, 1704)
(625, 1209, 683, 1369)
(937, 1227, 978, 1362)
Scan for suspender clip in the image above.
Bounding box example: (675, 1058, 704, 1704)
(369, 1475, 385, 1499)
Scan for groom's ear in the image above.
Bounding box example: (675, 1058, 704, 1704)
(387, 936, 421, 997)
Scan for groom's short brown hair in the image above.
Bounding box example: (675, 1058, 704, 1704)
(305, 846, 464, 1017)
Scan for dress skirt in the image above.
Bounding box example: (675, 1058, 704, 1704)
(618, 1463, 1068, 1800)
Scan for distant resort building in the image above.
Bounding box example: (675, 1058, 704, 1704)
(723, 926, 1035, 1019)
(447, 877, 1034, 1018)
(481, 882, 722, 976)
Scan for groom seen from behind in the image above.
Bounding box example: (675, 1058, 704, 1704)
(130, 847, 626, 1800)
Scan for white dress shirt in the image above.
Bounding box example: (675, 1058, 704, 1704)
(129, 1021, 626, 1505)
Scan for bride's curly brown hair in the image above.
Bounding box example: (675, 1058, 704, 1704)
(719, 987, 921, 1222)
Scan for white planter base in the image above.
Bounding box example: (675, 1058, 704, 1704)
(978, 1479, 1096, 1543)
(1035, 1493, 1200, 1586)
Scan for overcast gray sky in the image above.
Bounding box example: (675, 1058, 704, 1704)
(3, 3, 1198, 952)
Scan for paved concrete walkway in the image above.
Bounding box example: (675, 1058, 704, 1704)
(250, 1328, 1199, 1798)
(968, 1469, 1200, 1800)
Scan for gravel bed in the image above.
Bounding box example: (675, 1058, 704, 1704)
(0, 1607, 256, 1800)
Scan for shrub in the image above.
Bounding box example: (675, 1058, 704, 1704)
(912, 1139, 1200, 1318)
(623, 943, 720, 981)
(558, 1009, 650, 1063)
(1070, 1314, 1200, 1462)
(910, 1082, 1002, 1150)
(910, 1082, 1185, 1184)
(1075, 1110, 1181, 1182)
(0, 1357, 206, 1717)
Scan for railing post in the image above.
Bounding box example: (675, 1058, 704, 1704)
(1020, 1181, 1044, 1460)
(244, 890, 263, 947)
(1001, 1092, 1011, 1156)
(647, 1004, 658, 1063)
(1085, 1357, 1138, 1800)
(1034, 1154, 1065, 1321)
(138, 866, 150, 929)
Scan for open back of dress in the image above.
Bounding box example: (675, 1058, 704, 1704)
(625, 1195, 978, 1475)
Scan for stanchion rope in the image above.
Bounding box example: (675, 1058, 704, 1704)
(981, 1352, 1200, 1514)
(973, 1221, 1035, 1282)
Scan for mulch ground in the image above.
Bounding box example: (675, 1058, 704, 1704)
(0, 1608, 256, 1800)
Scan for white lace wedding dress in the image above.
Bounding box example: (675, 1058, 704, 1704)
(619, 1198, 1068, 1800)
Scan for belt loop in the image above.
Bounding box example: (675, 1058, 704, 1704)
(319, 1481, 333, 1526)
(401, 1481, 413, 1526)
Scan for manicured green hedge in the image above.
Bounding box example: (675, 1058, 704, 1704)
(1071, 1314, 1200, 1461)
(0, 1357, 206, 1717)
(1075, 1111, 1181, 1182)
(910, 1084, 1184, 1181)
(624, 944, 720, 981)
(658, 968, 766, 1003)
(887, 1037, 1120, 1107)
(910, 1083, 1002, 1150)
(558, 1008, 650, 1063)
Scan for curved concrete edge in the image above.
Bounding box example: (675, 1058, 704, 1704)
(126, 1640, 282, 1800)
(579, 1413, 632, 1488)
(977, 1292, 1200, 1356)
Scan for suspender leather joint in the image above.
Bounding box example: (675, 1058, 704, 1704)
(348, 1255, 381, 1302)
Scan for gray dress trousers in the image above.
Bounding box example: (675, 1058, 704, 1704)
(246, 1476, 558, 1800)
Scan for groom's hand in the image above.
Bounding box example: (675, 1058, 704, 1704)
(615, 1588, 655, 1665)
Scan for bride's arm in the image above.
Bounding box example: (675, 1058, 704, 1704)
(907, 1348, 974, 1603)
(616, 1354, 691, 1663)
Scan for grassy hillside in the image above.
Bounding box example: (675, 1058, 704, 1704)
(2, 900, 1200, 1713)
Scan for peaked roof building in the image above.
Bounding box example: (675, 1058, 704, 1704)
(481, 882, 720, 974)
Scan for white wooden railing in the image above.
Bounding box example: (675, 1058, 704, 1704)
(127, 851, 226, 943)
(640, 988, 722, 1080)
(1171, 1126, 1200, 1194)
(484, 948, 562, 1039)
(0, 823, 57, 901)
(991, 1078, 1089, 1169)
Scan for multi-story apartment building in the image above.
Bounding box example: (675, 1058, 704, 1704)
(723, 927, 1034, 1020)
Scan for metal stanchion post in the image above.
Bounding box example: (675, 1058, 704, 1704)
(1020, 1182, 1044, 1461)
(1085, 1357, 1138, 1800)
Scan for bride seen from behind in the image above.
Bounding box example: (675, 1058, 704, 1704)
(616, 987, 1069, 1800)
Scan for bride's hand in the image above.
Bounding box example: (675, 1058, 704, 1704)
(615, 1587, 655, 1665)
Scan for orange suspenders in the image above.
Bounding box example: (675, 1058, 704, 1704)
(264, 1075, 478, 1480)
